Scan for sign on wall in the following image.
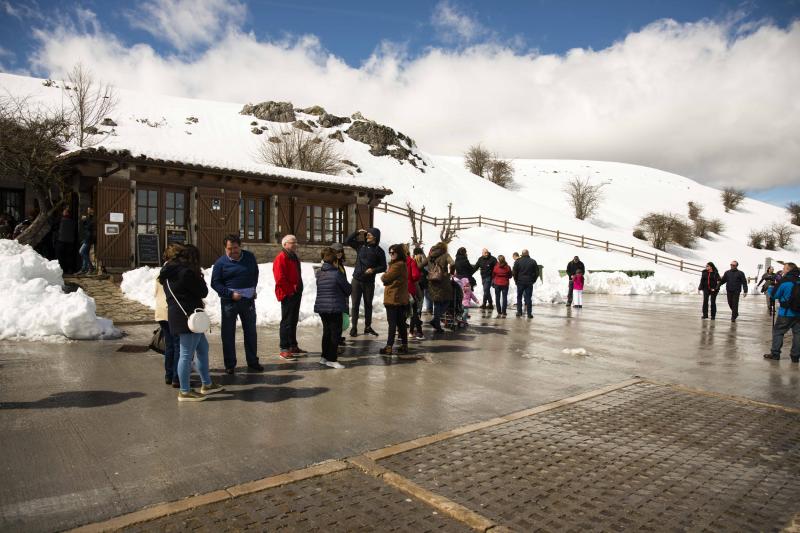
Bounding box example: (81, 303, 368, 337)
(109, 212, 124, 223)
(104, 224, 119, 235)
(137, 233, 160, 265)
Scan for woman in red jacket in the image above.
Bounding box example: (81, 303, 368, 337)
(404, 243, 423, 340)
(492, 255, 513, 318)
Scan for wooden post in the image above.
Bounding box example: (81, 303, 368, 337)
(631, 247, 634, 257)
(605, 241, 609, 252)
(655, 254, 658, 264)
(581, 235, 585, 247)
(433, 216, 437, 227)
(457, 216, 461, 230)
(680, 260, 684, 272)
(504, 220, 508, 233)
(556, 230, 560, 242)
(530, 224, 534, 236)
(383, 202, 388, 212)
(478, 215, 481, 227)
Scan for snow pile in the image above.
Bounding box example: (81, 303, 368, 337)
(121, 263, 386, 327)
(0, 240, 120, 341)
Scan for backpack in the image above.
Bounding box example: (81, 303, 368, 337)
(787, 281, 800, 313)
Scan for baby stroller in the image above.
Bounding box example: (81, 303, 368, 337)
(442, 279, 467, 330)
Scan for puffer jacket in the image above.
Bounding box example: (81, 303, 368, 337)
(406, 256, 421, 296)
(382, 259, 409, 306)
(159, 262, 208, 335)
(492, 263, 513, 287)
(314, 262, 352, 314)
(345, 227, 387, 282)
(427, 244, 453, 302)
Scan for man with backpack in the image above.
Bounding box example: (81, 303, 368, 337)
(763, 262, 800, 362)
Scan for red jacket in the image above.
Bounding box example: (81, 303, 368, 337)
(273, 250, 302, 301)
(406, 256, 421, 296)
(492, 263, 512, 287)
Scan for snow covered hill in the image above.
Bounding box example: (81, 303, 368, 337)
(1, 72, 795, 286)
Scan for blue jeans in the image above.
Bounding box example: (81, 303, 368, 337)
(159, 320, 181, 382)
(481, 276, 493, 306)
(178, 333, 211, 393)
(517, 283, 533, 316)
(494, 285, 508, 314)
(221, 298, 259, 369)
(424, 289, 433, 313)
(79, 240, 93, 272)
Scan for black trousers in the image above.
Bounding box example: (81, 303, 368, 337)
(702, 290, 718, 318)
(55, 241, 75, 274)
(385, 305, 408, 347)
(279, 291, 302, 350)
(567, 279, 574, 305)
(319, 312, 342, 361)
(727, 292, 741, 319)
(351, 278, 375, 329)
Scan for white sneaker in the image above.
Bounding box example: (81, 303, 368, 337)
(319, 357, 327, 365)
(324, 360, 345, 369)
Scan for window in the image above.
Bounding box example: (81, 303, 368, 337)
(136, 188, 159, 234)
(305, 204, 344, 243)
(0, 188, 24, 222)
(164, 191, 186, 229)
(240, 197, 268, 242)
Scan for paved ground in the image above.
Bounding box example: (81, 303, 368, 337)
(0, 294, 798, 531)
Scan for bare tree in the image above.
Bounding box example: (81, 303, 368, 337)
(636, 212, 695, 251)
(687, 201, 703, 221)
(406, 202, 426, 247)
(258, 126, 345, 174)
(464, 144, 492, 177)
(439, 203, 457, 244)
(487, 158, 514, 188)
(564, 177, 605, 220)
(787, 201, 800, 226)
(65, 63, 118, 147)
(721, 187, 745, 213)
(770, 223, 795, 248)
(0, 96, 72, 246)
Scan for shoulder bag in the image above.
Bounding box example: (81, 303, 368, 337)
(166, 279, 210, 333)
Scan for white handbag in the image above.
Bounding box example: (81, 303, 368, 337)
(166, 279, 210, 333)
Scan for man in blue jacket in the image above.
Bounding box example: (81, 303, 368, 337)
(763, 262, 799, 362)
(345, 227, 386, 337)
(211, 235, 264, 374)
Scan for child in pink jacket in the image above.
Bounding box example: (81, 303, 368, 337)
(458, 276, 479, 322)
(572, 270, 585, 308)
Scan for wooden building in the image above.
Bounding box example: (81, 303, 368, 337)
(4, 147, 391, 270)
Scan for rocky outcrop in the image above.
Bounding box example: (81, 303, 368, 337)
(328, 131, 344, 142)
(351, 111, 365, 121)
(301, 105, 326, 116)
(268, 136, 282, 143)
(292, 120, 313, 133)
(101, 118, 118, 127)
(251, 127, 263, 135)
(319, 113, 351, 128)
(241, 101, 296, 123)
(346, 121, 415, 158)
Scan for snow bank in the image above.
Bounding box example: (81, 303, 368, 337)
(0, 240, 120, 341)
(121, 262, 387, 327)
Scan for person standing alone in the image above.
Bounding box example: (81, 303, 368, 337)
(211, 235, 264, 374)
(345, 227, 386, 337)
(273, 235, 305, 360)
(721, 260, 748, 321)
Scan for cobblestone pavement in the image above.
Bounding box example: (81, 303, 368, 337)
(65, 275, 154, 324)
(106, 382, 800, 532)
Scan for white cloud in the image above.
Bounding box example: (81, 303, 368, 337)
(431, 1, 487, 44)
(23, 15, 800, 189)
(2, 0, 43, 20)
(126, 0, 247, 52)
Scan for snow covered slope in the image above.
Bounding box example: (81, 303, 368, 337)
(1, 72, 795, 283)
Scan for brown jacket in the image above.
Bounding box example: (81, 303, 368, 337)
(427, 243, 453, 302)
(381, 259, 409, 306)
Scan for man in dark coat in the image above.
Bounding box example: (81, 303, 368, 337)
(345, 227, 386, 337)
(512, 249, 539, 318)
(211, 234, 263, 374)
(55, 208, 77, 274)
(720, 260, 748, 321)
(566, 256, 585, 306)
(474, 248, 497, 309)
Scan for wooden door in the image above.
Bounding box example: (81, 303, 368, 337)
(293, 198, 308, 242)
(355, 203, 371, 232)
(275, 195, 292, 241)
(96, 178, 132, 268)
(197, 188, 240, 267)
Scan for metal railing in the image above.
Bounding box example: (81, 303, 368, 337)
(377, 201, 705, 274)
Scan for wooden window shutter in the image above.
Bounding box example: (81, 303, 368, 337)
(292, 198, 307, 241)
(276, 196, 292, 240)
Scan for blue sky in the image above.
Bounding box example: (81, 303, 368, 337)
(1, 0, 798, 204)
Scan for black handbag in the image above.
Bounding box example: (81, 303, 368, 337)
(149, 326, 166, 354)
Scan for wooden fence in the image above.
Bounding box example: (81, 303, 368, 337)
(377, 201, 706, 274)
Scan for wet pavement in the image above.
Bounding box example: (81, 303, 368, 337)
(0, 294, 797, 531)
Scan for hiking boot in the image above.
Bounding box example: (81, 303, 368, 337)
(178, 390, 206, 402)
(349, 327, 358, 337)
(379, 346, 393, 355)
(278, 351, 297, 361)
(290, 346, 307, 355)
(200, 383, 225, 395)
(364, 327, 379, 336)
(763, 353, 780, 361)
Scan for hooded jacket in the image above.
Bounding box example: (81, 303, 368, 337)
(454, 252, 478, 280)
(314, 261, 352, 314)
(159, 262, 208, 335)
(427, 244, 453, 302)
(768, 269, 799, 318)
(345, 227, 387, 283)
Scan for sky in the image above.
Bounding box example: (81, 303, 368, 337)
(1, 0, 799, 204)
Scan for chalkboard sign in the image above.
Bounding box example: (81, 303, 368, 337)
(137, 233, 161, 265)
(166, 229, 188, 246)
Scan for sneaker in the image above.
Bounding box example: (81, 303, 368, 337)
(364, 327, 379, 336)
(349, 327, 358, 337)
(247, 363, 265, 372)
(224, 368, 235, 375)
(178, 390, 206, 402)
(171, 380, 180, 388)
(527, 315, 533, 319)
(323, 360, 345, 369)
(702, 316, 708, 319)
(414, 332, 425, 340)
(290, 346, 308, 355)
(200, 383, 225, 395)
(763, 353, 780, 361)
(516, 313, 523, 318)
(278, 351, 297, 361)
(502, 313, 507, 318)
(165, 377, 173, 385)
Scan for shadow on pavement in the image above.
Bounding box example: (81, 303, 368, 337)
(212, 386, 330, 403)
(0, 390, 145, 409)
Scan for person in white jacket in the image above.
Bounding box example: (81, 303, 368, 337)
(155, 245, 183, 386)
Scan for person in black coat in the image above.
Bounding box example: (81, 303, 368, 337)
(314, 247, 352, 368)
(512, 249, 539, 318)
(55, 208, 77, 274)
(474, 248, 497, 309)
(78, 207, 96, 274)
(159, 244, 223, 401)
(566, 256, 585, 306)
(345, 227, 386, 337)
(698, 261, 722, 319)
(454, 247, 478, 288)
(720, 260, 748, 321)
